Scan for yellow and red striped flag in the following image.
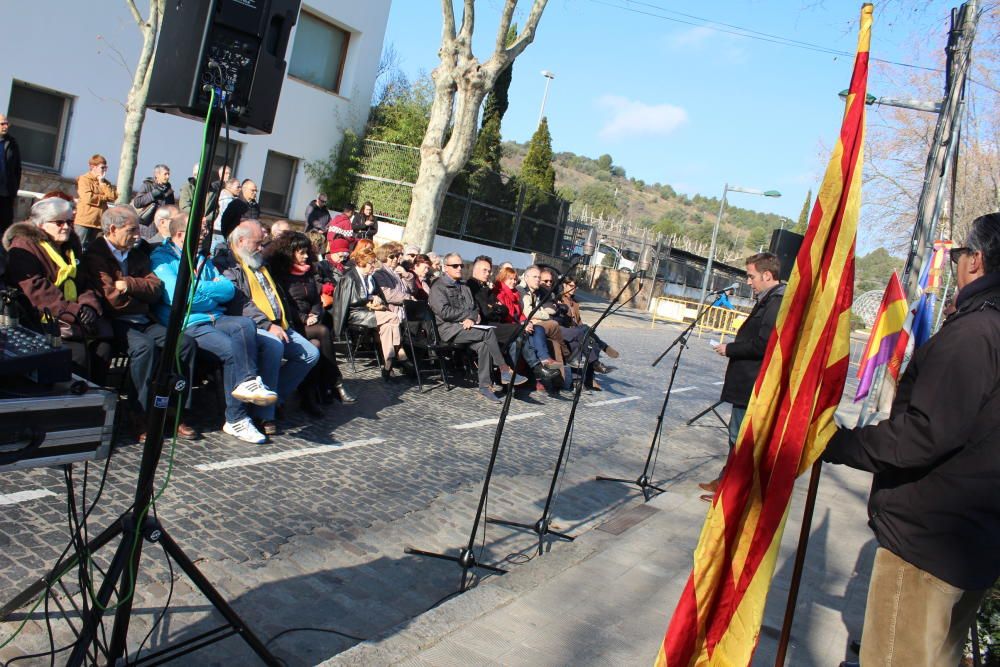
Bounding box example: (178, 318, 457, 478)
(656, 4, 871, 665)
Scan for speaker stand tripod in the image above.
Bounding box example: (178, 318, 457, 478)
(0, 103, 278, 666)
(596, 300, 713, 500)
(487, 270, 641, 553)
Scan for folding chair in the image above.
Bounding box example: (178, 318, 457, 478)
(402, 300, 453, 392)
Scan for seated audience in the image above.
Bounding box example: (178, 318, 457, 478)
(487, 265, 561, 384)
(428, 252, 516, 404)
(4, 197, 112, 379)
(221, 221, 320, 433)
(550, 274, 619, 390)
(519, 264, 566, 377)
(373, 241, 412, 320)
(267, 231, 355, 404)
(80, 205, 197, 440)
(151, 214, 277, 444)
(410, 254, 433, 301)
(331, 245, 404, 380)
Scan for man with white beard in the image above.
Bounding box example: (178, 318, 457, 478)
(219, 220, 318, 435)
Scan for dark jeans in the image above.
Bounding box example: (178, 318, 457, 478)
(729, 404, 747, 447)
(112, 319, 196, 412)
(491, 322, 543, 368)
(185, 316, 259, 423)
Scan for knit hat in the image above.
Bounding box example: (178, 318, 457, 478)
(329, 237, 351, 254)
(403, 244, 420, 255)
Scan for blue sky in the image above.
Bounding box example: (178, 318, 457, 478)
(383, 1, 957, 250)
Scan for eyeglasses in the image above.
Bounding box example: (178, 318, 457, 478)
(47, 219, 74, 227)
(445, 263, 464, 269)
(388, 253, 402, 259)
(950, 247, 973, 263)
(540, 279, 553, 284)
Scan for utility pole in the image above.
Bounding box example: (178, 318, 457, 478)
(857, 0, 977, 425)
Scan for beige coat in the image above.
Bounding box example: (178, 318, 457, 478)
(74, 172, 118, 229)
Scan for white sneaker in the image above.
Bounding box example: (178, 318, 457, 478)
(231, 376, 278, 406)
(223, 418, 267, 444)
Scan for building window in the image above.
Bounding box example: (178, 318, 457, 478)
(212, 137, 243, 178)
(288, 12, 350, 94)
(260, 151, 297, 215)
(7, 81, 72, 170)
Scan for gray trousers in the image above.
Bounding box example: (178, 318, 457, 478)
(449, 327, 506, 387)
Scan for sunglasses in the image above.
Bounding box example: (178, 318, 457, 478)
(950, 247, 973, 263)
(48, 219, 74, 227)
(388, 253, 402, 259)
(445, 263, 464, 269)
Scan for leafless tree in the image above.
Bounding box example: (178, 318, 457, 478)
(402, 0, 549, 251)
(115, 0, 164, 203)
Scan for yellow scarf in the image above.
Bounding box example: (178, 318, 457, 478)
(239, 260, 288, 329)
(39, 242, 78, 302)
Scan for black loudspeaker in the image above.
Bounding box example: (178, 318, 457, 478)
(768, 229, 804, 282)
(146, 0, 300, 134)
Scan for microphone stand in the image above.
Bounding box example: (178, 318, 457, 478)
(405, 256, 585, 591)
(487, 269, 643, 554)
(596, 296, 716, 500)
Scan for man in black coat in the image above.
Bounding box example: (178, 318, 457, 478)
(0, 114, 23, 235)
(700, 252, 784, 493)
(824, 213, 1000, 667)
(131, 164, 176, 239)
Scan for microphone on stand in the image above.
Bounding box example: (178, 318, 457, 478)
(708, 282, 740, 296)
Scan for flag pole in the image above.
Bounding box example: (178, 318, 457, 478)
(774, 459, 824, 667)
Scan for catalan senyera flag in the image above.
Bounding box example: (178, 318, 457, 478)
(656, 5, 871, 666)
(854, 271, 907, 401)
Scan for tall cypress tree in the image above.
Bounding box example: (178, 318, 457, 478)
(793, 189, 812, 234)
(521, 117, 556, 195)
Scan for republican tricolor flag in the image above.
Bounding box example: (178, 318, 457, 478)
(656, 4, 871, 665)
(854, 271, 907, 401)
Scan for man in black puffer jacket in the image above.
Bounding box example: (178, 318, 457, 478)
(824, 213, 1000, 667)
(699, 252, 784, 494)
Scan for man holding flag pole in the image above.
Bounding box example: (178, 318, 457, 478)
(823, 215, 1000, 665)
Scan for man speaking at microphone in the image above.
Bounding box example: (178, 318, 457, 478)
(698, 252, 784, 498)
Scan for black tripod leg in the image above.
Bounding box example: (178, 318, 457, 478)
(0, 520, 122, 621)
(67, 527, 137, 667)
(155, 526, 280, 666)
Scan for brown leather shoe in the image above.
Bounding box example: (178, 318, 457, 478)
(698, 479, 720, 493)
(175, 422, 199, 440)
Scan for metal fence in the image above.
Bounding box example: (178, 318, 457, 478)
(350, 139, 568, 256)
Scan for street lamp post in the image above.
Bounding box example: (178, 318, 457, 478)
(698, 184, 781, 310)
(538, 70, 555, 126)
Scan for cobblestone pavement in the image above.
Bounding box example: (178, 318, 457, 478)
(0, 301, 825, 665)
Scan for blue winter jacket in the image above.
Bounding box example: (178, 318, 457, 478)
(149, 240, 236, 328)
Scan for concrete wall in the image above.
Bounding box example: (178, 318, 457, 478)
(1, 0, 389, 221)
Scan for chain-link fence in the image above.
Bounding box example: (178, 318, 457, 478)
(350, 139, 568, 255)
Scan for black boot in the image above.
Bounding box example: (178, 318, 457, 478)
(334, 383, 356, 403)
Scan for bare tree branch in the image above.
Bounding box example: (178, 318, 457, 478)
(496, 0, 517, 54)
(125, 0, 144, 27)
(504, 0, 548, 61)
(441, 0, 456, 41)
(457, 0, 476, 44)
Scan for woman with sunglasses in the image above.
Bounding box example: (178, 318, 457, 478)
(4, 197, 112, 378)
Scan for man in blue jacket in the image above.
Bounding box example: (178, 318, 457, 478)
(151, 214, 277, 444)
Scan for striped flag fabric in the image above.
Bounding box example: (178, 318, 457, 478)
(656, 5, 872, 665)
(887, 240, 953, 378)
(854, 271, 907, 401)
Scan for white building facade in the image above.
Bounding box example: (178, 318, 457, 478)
(1, 0, 391, 222)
